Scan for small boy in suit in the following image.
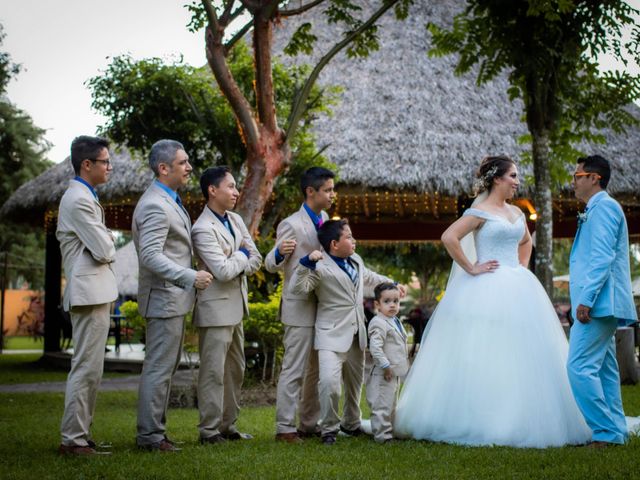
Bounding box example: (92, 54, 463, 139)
(291, 219, 404, 445)
(366, 282, 410, 444)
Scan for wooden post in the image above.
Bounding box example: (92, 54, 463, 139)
(44, 230, 62, 352)
(616, 327, 638, 385)
(0, 251, 8, 353)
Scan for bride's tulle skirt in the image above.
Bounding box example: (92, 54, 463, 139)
(394, 265, 593, 448)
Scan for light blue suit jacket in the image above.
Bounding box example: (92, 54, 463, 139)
(569, 191, 637, 326)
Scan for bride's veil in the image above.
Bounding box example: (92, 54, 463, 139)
(418, 191, 487, 342)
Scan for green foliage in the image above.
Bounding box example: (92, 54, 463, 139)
(428, 0, 640, 186)
(119, 300, 144, 331)
(357, 242, 452, 306)
(0, 24, 51, 288)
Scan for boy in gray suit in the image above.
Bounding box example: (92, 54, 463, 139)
(291, 219, 404, 445)
(57, 135, 118, 456)
(366, 283, 409, 444)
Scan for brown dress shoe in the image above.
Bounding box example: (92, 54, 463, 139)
(138, 439, 181, 452)
(296, 429, 321, 438)
(275, 432, 303, 444)
(59, 444, 111, 456)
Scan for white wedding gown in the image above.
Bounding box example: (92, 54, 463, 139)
(393, 208, 593, 448)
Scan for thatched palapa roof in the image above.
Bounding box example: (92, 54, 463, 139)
(1, 0, 639, 239)
(273, 0, 640, 198)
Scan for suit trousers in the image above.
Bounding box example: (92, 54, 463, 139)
(318, 336, 364, 435)
(60, 303, 111, 446)
(275, 325, 320, 434)
(136, 316, 185, 446)
(198, 323, 245, 439)
(366, 371, 400, 443)
(567, 316, 628, 444)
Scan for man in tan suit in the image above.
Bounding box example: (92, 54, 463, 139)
(265, 167, 335, 443)
(366, 283, 410, 444)
(192, 166, 262, 444)
(291, 219, 403, 445)
(133, 139, 212, 452)
(57, 135, 118, 456)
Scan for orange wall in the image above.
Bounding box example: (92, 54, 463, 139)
(1, 290, 44, 335)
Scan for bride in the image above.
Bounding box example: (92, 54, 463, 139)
(394, 155, 592, 448)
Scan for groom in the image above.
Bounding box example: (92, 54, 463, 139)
(567, 154, 637, 447)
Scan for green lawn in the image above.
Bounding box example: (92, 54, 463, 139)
(0, 354, 129, 384)
(1, 386, 640, 479)
(2, 335, 44, 350)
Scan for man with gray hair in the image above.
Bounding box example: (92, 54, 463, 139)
(133, 139, 212, 452)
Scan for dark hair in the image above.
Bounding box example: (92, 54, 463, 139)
(301, 167, 335, 198)
(149, 139, 185, 176)
(200, 166, 232, 200)
(317, 218, 349, 253)
(374, 282, 399, 301)
(70, 135, 110, 174)
(577, 155, 610, 189)
(475, 155, 516, 193)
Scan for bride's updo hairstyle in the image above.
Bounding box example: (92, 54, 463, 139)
(474, 155, 516, 195)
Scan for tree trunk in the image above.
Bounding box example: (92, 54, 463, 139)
(531, 129, 554, 296)
(236, 129, 290, 235)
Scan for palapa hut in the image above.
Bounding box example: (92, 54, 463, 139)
(2, 0, 639, 352)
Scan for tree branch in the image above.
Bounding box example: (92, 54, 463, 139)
(220, 0, 236, 25)
(202, 0, 260, 147)
(224, 18, 254, 53)
(285, 0, 399, 141)
(280, 0, 325, 17)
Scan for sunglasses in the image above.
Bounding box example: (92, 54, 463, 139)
(573, 172, 601, 181)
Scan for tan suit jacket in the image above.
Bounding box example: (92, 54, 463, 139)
(368, 314, 410, 377)
(291, 252, 391, 353)
(264, 205, 329, 327)
(56, 180, 118, 310)
(192, 207, 262, 327)
(132, 182, 197, 318)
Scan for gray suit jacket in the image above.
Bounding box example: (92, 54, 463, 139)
(192, 207, 262, 327)
(368, 314, 410, 377)
(264, 205, 329, 327)
(56, 180, 118, 310)
(132, 182, 197, 318)
(291, 252, 391, 353)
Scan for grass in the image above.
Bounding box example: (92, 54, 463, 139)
(0, 354, 130, 384)
(1, 389, 640, 479)
(2, 335, 44, 350)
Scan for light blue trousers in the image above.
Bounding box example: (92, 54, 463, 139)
(567, 316, 627, 444)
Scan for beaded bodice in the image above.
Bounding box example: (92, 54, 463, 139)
(463, 208, 525, 267)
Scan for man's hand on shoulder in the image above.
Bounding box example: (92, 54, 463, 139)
(194, 270, 213, 290)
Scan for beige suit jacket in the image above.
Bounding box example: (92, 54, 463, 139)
(132, 182, 197, 318)
(56, 180, 118, 310)
(192, 208, 262, 327)
(291, 252, 391, 353)
(264, 205, 329, 327)
(368, 314, 410, 377)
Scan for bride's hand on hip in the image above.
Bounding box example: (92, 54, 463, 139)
(470, 260, 499, 276)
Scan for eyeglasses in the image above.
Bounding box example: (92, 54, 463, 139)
(90, 158, 111, 166)
(573, 172, 601, 181)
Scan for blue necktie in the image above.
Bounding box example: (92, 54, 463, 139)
(393, 317, 405, 338)
(176, 194, 183, 207)
(343, 259, 358, 285)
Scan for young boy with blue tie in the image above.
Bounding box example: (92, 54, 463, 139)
(366, 282, 410, 444)
(291, 219, 404, 445)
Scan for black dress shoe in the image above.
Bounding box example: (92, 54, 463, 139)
(200, 434, 227, 445)
(87, 440, 112, 449)
(322, 433, 337, 445)
(138, 439, 181, 452)
(339, 425, 366, 437)
(222, 432, 253, 440)
(297, 429, 321, 438)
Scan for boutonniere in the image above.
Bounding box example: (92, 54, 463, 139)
(577, 211, 588, 225)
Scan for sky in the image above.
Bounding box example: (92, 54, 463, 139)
(1, 0, 639, 164)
